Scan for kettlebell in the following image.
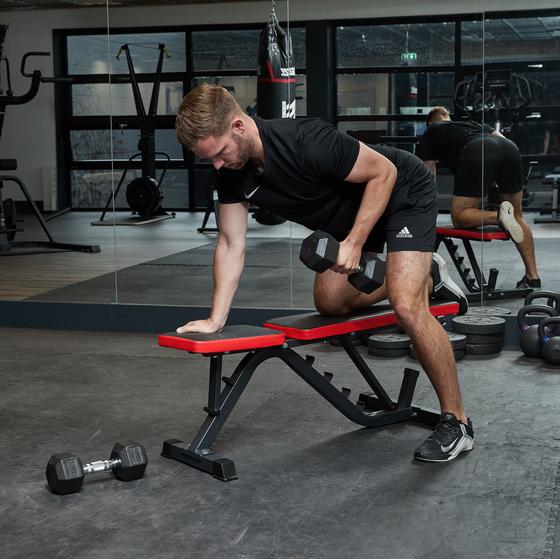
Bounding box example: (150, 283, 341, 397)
(517, 304, 558, 357)
(538, 317, 560, 366)
(524, 291, 560, 312)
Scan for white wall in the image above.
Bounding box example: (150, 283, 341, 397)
(2, 0, 558, 200)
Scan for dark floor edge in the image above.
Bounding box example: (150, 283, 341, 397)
(0, 301, 532, 348)
(0, 301, 311, 333)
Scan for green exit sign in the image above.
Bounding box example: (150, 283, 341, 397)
(401, 52, 417, 62)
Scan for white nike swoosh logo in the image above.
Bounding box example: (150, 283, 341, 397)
(244, 186, 260, 199)
(440, 438, 459, 453)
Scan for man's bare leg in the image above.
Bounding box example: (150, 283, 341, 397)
(451, 193, 539, 281)
(451, 195, 497, 229)
(499, 191, 539, 281)
(385, 251, 466, 422)
(313, 266, 388, 316)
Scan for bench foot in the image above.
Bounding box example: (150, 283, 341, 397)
(162, 438, 238, 481)
(357, 393, 440, 428)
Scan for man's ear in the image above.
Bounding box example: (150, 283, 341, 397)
(231, 117, 245, 134)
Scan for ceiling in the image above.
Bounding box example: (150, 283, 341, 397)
(0, 0, 267, 10)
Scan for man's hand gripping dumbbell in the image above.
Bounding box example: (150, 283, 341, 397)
(299, 230, 386, 294)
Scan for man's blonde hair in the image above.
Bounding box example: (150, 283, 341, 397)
(426, 106, 450, 126)
(175, 84, 244, 150)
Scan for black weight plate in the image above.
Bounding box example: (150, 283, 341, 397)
(447, 332, 467, 350)
(466, 341, 503, 355)
(367, 333, 411, 350)
(465, 333, 504, 344)
(454, 349, 466, 361)
(368, 346, 409, 358)
(468, 306, 511, 317)
(330, 332, 363, 347)
(452, 315, 506, 335)
(409, 345, 464, 361)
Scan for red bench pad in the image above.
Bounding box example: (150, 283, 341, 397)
(263, 302, 458, 341)
(158, 325, 285, 354)
(436, 225, 508, 241)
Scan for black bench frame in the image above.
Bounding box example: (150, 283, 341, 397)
(162, 333, 440, 481)
(435, 232, 531, 302)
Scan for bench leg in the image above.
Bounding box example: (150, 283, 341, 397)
(161, 350, 275, 481)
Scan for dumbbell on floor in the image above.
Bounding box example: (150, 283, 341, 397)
(46, 441, 148, 495)
(299, 230, 385, 294)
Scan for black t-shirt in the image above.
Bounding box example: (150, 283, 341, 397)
(416, 120, 494, 172)
(216, 117, 433, 241)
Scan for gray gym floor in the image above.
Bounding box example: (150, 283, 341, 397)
(1, 327, 559, 559)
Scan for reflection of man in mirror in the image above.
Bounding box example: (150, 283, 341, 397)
(418, 106, 541, 289)
(174, 84, 475, 464)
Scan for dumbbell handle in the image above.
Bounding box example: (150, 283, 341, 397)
(83, 458, 121, 474)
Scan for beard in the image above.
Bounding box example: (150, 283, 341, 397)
(229, 133, 253, 168)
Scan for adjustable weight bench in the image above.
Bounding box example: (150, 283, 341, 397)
(435, 225, 532, 302)
(158, 302, 458, 481)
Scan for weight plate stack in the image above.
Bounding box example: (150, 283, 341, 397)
(467, 306, 512, 318)
(447, 332, 467, 350)
(367, 333, 411, 358)
(451, 315, 506, 355)
(330, 331, 363, 347)
(409, 344, 465, 362)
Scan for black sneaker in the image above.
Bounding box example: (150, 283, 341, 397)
(414, 412, 474, 462)
(431, 253, 469, 315)
(497, 201, 524, 244)
(516, 275, 541, 289)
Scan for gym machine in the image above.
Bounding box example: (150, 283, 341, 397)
(0, 26, 100, 255)
(92, 43, 174, 226)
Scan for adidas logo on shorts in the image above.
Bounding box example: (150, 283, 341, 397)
(396, 227, 413, 239)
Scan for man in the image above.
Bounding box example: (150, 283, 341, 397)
(174, 84, 474, 463)
(417, 106, 540, 289)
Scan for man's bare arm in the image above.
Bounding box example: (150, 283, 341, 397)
(333, 142, 397, 273)
(424, 159, 437, 177)
(176, 202, 248, 333)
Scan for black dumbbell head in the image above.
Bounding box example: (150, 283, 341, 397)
(348, 255, 384, 294)
(110, 442, 148, 482)
(46, 453, 85, 495)
(299, 231, 339, 273)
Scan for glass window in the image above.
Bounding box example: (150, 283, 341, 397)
(337, 72, 454, 116)
(337, 22, 455, 68)
(72, 81, 183, 116)
(70, 129, 183, 161)
(460, 20, 484, 65)
(71, 169, 122, 209)
(157, 169, 189, 209)
(192, 30, 260, 71)
(477, 17, 560, 63)
(193, 75, 257, 114)
(71, 167, 186, 210)
(289, 27, 306, 68)
(68, 33, 186, 74)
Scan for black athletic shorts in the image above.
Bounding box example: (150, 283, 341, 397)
(362, 176, 438, 254)
(454, 136, 523, 198)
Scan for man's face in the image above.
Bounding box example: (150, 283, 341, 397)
(194, 126, 252, 171)
(431, 113, 451, 123)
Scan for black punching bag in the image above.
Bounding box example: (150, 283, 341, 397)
(256, 0, 296, 119)
(254, 0, 295, 226)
